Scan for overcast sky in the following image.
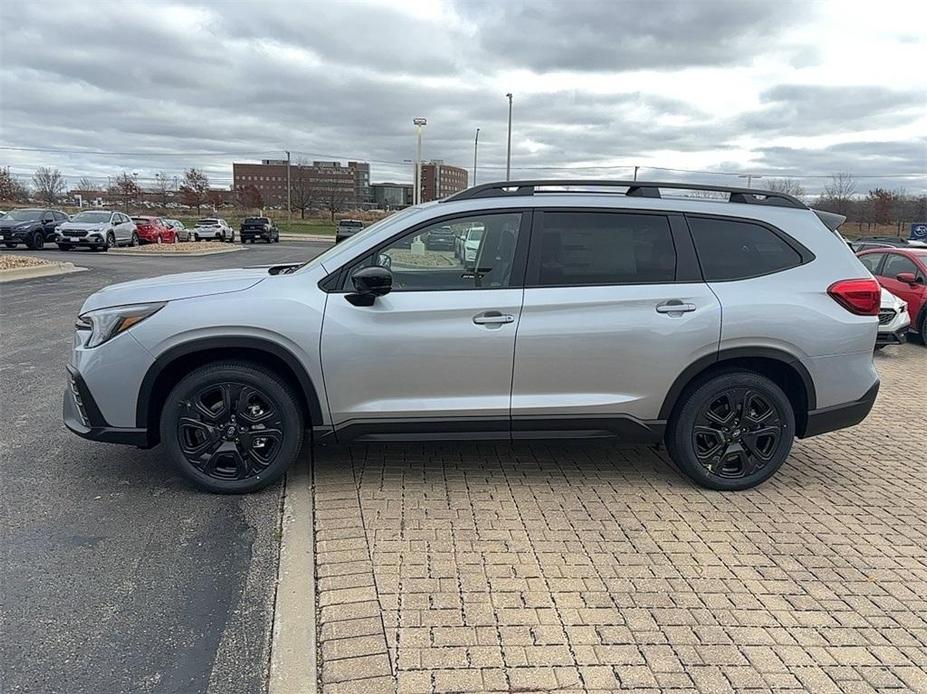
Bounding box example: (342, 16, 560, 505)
(1, 0, 925, 195)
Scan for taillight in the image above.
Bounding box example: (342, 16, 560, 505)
(828, 278, 881, 316)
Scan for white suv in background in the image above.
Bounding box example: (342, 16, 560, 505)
(192, 218, 233, 242)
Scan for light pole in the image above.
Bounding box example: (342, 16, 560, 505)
(633, 165, 639, 181)
(473, 128, 480, 187)
(285, 150, 291, 222)
(413, 117, 427, 205)
(739, 174, 762, 189)
(505, 93, 513, 181)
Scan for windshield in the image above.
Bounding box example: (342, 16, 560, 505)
(72, 211, 111, 222)
(2, 209, 43, 221)
(299, 207, 422, 272)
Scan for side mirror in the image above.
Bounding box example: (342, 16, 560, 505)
(896, 272, 918, 285)
(347, 266, 392, 306)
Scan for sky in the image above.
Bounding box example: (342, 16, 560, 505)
(1, 0, 925, 195)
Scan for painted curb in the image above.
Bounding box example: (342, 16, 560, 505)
(269, 448, 317, 694)
(279, 235, 334, 243)
(0, 262, 88, 283)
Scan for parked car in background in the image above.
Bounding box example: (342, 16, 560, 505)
(454, 225, 485, 266)
(851, 236, 922, 252)
(164, 219, 191, 242)
(131, 216, 176, 244)
(0, 208, 69, 249)
(858, 246, 927, 344)
(193, 218, 233, 242)
(875, 288, 909, 349)
(58, 210, 137, 250)
(335, 219, 364, 244)
(64, 179, 882, 494)
(240, 217, 279, 244)
(425, 225, 455, 251)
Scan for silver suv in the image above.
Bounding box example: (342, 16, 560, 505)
(64, 180, 881, 493)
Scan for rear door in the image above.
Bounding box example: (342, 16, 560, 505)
(321, 210, 529, 440)
(511, 209, 720, 437)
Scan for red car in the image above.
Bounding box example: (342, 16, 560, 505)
(131, 216, 176, 244)
(858, 247, 927, 343)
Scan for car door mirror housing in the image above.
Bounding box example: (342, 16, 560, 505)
(347, 266, 393, 306)
(896, 271, 917, 285)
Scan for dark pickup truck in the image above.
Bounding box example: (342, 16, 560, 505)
(240, 217, 279, 244)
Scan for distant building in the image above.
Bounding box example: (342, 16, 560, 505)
(232, 160, 369, 208)
(371, 182, 413, 209)
(420, 161, 468, 202)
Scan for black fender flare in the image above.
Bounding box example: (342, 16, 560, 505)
(136, 336, 325, 430)
(658, 347, 817, 421)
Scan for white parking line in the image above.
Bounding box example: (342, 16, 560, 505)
(269, 447, 317, 694)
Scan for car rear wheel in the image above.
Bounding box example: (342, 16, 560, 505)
(161, 361, 304, 494)
(666, 370, 794, 491)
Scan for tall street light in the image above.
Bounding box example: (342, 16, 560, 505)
(739, 174, 762, 189)
(413, 117, 427, 205)
(505, 93, 513, 181)
(472, 128, 480, 187)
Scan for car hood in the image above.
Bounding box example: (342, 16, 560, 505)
(59, 221, 106, 231)
(880, 288, 905, 311)
(81, 268, 269, 312)
(0, 219, 38, 230)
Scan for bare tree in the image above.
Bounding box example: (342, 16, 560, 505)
(822, 172, 857, 217)
(236, 184, 264, 211)
(32, 167, 66, 204)
(289, 167, 318, 219)
(0, 167, 29, 202)
(765, 178, 806, 200)
(153, 171, 172, 207)
(77, 176, 97, 191)
(322, 183, 350, 222)
(108, 172, 141, 212)
(179, 168, 209, 214)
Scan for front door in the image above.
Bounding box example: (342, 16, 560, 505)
(878, 252, 925, 316)
(511, 209, 721, 437)
(321, 211, 528, 440)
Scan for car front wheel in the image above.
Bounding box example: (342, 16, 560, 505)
(666, 370, 794, 491)
(160, 361, 304, 493)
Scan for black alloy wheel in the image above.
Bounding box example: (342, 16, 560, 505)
(667, 370, 794, 491)
(29, 231, 44, 250)
(162, 361, 303, 493)
(107, 232, 116, 249)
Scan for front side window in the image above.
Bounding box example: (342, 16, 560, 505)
(858, 253, 884, 274)
(533, 211, 676, 286)
(880, 254, 918, 279)
(347, 212, 522, 291)
(688, 217, 802, 281)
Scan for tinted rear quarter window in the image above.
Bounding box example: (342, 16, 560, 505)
(534, 211, 676, 286)
(688, 217, 802, 281)
(858, 253, 884, 274)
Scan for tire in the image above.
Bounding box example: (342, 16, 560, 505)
(666, 370, 795, 491)
(241, 237, 247, 244)
(131, 232, 140, 247)
(27, 231, 44, 250)
(160, 361, 304, 494)
(156, 235, 163, 244)
(57, 244, 73, 251)
(106, 232, 116, 250)
(919, 312, 927, 346)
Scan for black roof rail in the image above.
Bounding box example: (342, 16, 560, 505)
(441, 179, 808, 209)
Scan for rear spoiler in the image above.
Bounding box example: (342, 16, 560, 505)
(813, 208, 846, 231)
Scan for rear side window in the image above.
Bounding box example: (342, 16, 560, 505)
(880, 254, 918, 279)
(688, 217, 803, 281)
(858, 253, 884, 274)
(534, 211, 676, 286)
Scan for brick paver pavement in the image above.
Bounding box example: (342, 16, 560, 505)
(313, 345, 926, 693)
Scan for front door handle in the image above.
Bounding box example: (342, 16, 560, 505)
(656, 300, 696, 314)
(473, 311, 515, 325)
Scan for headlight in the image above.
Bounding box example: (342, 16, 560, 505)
(77, 302, 166, 348)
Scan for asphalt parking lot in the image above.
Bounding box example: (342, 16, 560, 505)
(0, 241, 327, 694)
(2, 242, 926, 693)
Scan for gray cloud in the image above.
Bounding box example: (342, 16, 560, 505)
(0, 0, 924, 195)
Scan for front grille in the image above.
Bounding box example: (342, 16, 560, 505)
(878, 309, 896, 325)
(64, 230, 88, 238)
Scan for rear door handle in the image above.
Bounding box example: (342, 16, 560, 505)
(656, 301, 696, 314)
(473, 311, 515, 325)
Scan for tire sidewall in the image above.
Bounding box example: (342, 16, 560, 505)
(667, 371, 795, 491)
(160, 362, 304, 493)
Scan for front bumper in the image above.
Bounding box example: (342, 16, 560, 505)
(63, 365, 149, 446)
(876, 326, 908, 346)
(1, 229, 31, 243)
(801, 380, 880, 438)
(59, 233, 106, 246)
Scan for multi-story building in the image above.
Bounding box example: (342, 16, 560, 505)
(419, 161, 468, 202)
(232, 159, 369, 208)
(371, 182, 413, 209)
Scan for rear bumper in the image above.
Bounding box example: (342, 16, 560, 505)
(63, 365, 149, 447)
(801, 380, 879, 438)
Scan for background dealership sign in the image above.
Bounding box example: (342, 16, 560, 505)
(911, 223, 927, 241)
